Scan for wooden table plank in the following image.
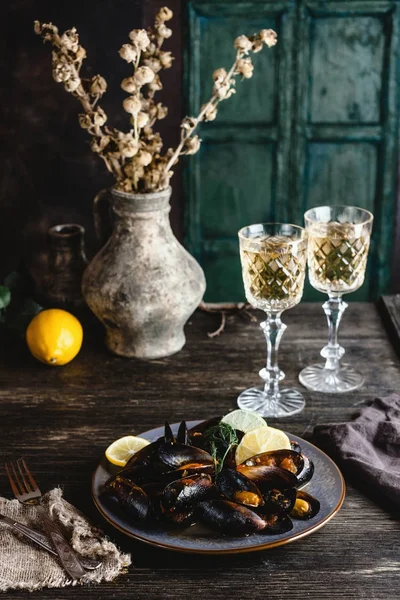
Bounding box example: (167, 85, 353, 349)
(1, 302, 400, 599)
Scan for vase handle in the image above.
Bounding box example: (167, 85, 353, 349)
(93, 188, 114, 249)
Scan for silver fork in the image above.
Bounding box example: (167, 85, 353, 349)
(5, 459, 87, 580)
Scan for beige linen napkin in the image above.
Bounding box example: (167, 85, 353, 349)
(0, 487, 131, 592)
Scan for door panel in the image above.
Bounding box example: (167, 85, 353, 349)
(309, 16, 385, 124)
(199, 141, 275, 239)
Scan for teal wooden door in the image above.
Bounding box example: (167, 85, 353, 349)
(184, 0, 400, 301)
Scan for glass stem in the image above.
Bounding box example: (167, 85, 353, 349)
(259, 312, 286, 397)
(320, 294, 347, 372)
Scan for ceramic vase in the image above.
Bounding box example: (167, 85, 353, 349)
(82, 186, 206, 359)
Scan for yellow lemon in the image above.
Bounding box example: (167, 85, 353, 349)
(26, 309, 83, 366)
(105, 436, 151, 467)
(235, 425, 291, 465)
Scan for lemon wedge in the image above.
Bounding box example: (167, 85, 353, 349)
(221, 409, 267, 433)
(235, 425, 291, 465)
(105, 436, 150, 467)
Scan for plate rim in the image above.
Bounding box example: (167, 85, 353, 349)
(92, 422, 346, 555)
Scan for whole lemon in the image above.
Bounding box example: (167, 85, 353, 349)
(26, 309, 83, 366)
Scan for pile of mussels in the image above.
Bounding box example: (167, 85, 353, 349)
(104, 419, 320, 536)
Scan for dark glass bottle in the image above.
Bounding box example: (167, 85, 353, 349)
(37, 224, 88, 312)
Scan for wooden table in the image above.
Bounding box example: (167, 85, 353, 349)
(1, 302, 400, 599)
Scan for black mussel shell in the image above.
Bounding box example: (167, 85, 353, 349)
(160, 473, 214, 527)
(177, 421, 189, 445)
(164, 422, 175, 444)
(157, 442, 215, 471)
(291, 440, 302, 453)
(223, 446, 238, 470)
(237, 465, 298, 492)
(106, 475, 150, 522)
(290, 490, 320, 520)
(196, 499, 267, 535)
(296, 454, 315, 488)
(262, 515, 294, 535)
(125, 436, 163, 469)
(216, 469, 264, 508)
(188, 417, 222, 449)
(241, 450, 304, 477)
(161, 473, 214, 513)
(261, 487, 297, 516)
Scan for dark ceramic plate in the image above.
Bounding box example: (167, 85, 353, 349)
(92, 421, 345, 554)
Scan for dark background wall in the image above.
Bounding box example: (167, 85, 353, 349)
(2, 0, 400, 298)
(0, 0, 183, 281)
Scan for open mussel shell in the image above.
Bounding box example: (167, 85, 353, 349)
(290, 490, 320, 520)
(261, 487, 297, 516)
(216, 469, 264, 508)
(157, 442, 215, 472)
(237, 465, 299, 492)
(241, 450, 304, 476)
(296, 454, 314, 488)
(196, 499, 268, 535)
(240, 449, 314, 488)
(160, 473, 214, 526)
(105, 475, 150, 522)
(161, 473, 214, 512)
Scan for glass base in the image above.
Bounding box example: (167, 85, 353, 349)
(237, 386, 306, 418)
(299, 363, 364, 393)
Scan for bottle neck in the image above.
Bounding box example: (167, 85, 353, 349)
(111, 187, 172, 220)
(48, 224, 86, 266)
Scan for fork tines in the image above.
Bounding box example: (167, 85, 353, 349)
(5, 458, 41, 502)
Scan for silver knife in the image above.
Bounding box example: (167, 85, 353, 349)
(0, 513, 101, 570)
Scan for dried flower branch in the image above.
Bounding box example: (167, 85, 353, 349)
(34, 10, 277, 194)
(163, 28, 277, 176)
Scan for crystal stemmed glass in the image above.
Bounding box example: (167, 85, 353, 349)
(237, 223, 307, 418)
(299, 206, 373, 393)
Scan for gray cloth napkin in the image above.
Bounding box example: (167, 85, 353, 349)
(0, 487, 131, 592)
(313, 394, 400, 505)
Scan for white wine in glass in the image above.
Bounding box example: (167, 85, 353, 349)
(299, 206, 373, 393)
(238, 223, 307, 418)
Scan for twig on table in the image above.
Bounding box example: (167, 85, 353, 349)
(207, 311, 226, 338)
(199, 301, 257, 337)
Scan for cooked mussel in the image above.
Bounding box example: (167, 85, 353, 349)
(290, 490, 320, 520)
(196, 499, 267, 535)
(216, 469, 264, 508)
(261, 487, 297, 516)
(188, 418, 244, 452)
(160, 473, 214, 526)
(188, 417, 222, 449)
(240, 450, 304, 476)
(236, 465, 299, 492)
(157, 442, 215, 473)
(106, 475, 150, 522)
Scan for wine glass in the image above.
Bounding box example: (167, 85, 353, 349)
(299, 205, 373, 393)
(237, 223, 307, 418)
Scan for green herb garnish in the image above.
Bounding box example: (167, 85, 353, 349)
(204, 422, 238, 474)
